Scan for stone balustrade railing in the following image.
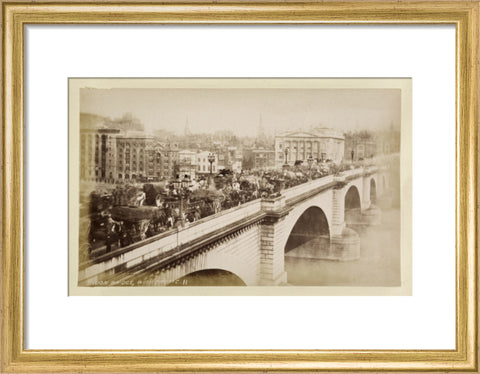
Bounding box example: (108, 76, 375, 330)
(282, 175, 335, 201)
(79, 165, 377, 284)
(79, 198, 263, 283)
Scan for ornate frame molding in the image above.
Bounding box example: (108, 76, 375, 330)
(2, 2, 478, 371)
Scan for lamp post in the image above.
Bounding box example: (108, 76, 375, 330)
(307, 154, 314, 179)
(208, 153, 215, 175)
(207, 152, 215, 187)
(284, 147, 289, 167)
(172, 178, 184, 226)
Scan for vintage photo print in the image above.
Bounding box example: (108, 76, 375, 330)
(69, 78, 411, 296)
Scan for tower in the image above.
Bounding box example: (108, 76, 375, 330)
(257, 114, 266, 146)
(184, 117, 191, 137)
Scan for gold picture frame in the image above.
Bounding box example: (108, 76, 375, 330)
(1, 1, 478, 372)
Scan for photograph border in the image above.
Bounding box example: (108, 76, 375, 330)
(69, 77, 412, 297)
(2, 1, 478, 372)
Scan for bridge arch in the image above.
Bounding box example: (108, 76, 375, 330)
(139, 242, 259, 286)
(167, 269, 246, 286)
(345, 185, 361, 210)
(344, 185, 362, 225)
(284, 206, 330, 253)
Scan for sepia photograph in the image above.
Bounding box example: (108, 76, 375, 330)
(69, 78, 411, 295)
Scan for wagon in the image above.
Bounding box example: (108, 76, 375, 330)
(110, 205, 166, 245)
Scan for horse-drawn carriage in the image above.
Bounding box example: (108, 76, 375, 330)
(110, 205, 166, 246)
(83, 183, 230, 260)
(85, 184, 167, 259)
(188, 189, 224, 218)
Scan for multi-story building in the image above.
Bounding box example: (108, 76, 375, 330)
(344, 129, 401, 161)
(177, 150, 197, 180)
(210, 145, 241, 172)
(80, 128, 98, 181)
(141, 141, 179, 181)
(196, 150, 218, 175)
(115, 134, 154, 181)
(344, 133, 377, 161)
(80, 128, 121, 182)
(116, 138, 179, 181)
(242, 148, 276, 170)
(80, 125, 179, 182)
(144, 143, 162, 180)
(274, 128, 345, 167)
(215, 152, 227, 171)
(158, 142, 179, 180)
(226, 146, 242, 171)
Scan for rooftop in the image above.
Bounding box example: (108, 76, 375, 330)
(277, 128, 344, 140)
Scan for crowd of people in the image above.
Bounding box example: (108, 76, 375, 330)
(82, 161, 361, 259)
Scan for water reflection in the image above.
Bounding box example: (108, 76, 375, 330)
(285, 208, 401, 286)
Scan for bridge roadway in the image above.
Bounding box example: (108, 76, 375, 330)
(78, 166, 387, 287)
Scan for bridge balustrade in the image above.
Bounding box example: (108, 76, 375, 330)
(80, 199, 264, 284)
(175, 198, 263, 245)
(80, 166, 387, 285)
(340, 167, 366, 179)
(282, 175, 335, 201)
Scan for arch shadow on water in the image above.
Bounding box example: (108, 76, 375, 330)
(285, 206, 330, 255)
(344, 185, 362, 227)
(284, 206, 330, 285)
(345, 185, 361, 210)
(167, 269, 246, 287)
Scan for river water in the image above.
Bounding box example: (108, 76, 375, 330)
(285, 207, 401, 286)
(165, 206, 401, 287)
(168, 207, 400, 287)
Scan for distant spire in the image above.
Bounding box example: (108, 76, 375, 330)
(184, 117, 191, 136)
(257, 114, 265, 138)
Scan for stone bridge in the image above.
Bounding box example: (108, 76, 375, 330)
(79, 166, 390, 287)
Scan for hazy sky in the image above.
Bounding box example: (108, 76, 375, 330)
(80, 88, 401, 136)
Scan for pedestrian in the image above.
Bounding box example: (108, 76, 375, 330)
(105, 214, 117, 253)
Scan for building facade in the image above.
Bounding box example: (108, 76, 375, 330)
(211, 146, 243, 172)
(143, 142, 178, 181)
(115, 138, 179, 181)
(80, 127, 179, 182)
(177, 150, 197, 180)
(242, 148, 276, 170)
(196, 150, 218, 175)
(344, 129, 401, 161)
(115, 135, 153, 181)
(274, 128, 345, 168)
(157, 142, 179, 180)
(80, 128, 121, 182)
(344, 134, 376, 161)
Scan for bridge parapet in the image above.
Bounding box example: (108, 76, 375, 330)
(333, 174, 346, 185)
(79, 198, 264, 285)
(261, 194, 286, 212)
(282, 175, 335, 201)
(340, 167, 365, 179)
(79, 165, 388, 286)
(176, 199, 262, 245)
(363, 166, 378, 177)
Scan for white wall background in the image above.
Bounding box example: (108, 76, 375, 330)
(25, 25, 455, 349)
